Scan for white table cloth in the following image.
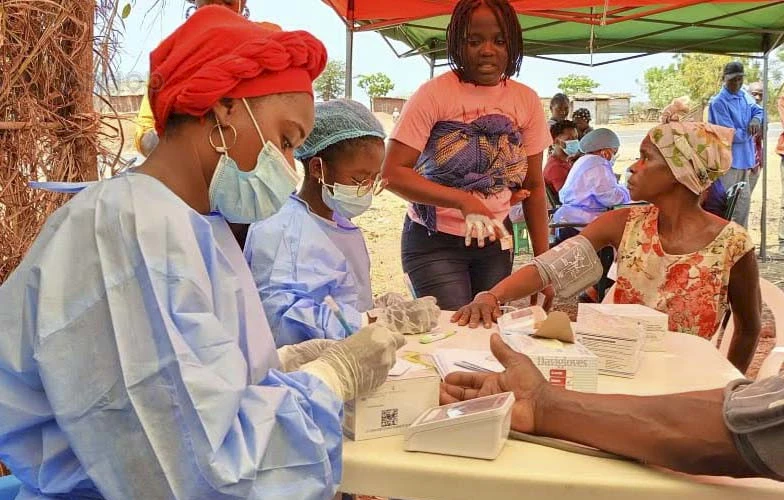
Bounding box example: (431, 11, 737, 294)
(341, 312, 784, 499)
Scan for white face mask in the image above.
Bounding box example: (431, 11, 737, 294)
(208, 99, 302, 223)
(318, 158, 374, 219)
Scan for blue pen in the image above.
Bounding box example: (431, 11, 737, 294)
(324, 295, 354, 336)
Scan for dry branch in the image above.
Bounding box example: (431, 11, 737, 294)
(0, 0, 124, 283)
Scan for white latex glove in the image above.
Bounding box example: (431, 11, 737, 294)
(378, 296, 441, 334)
(300, 324, 406, 401)
(374, 291, 407, 309)
(276, 339, 337, 372)
(465, 214, 509, 248)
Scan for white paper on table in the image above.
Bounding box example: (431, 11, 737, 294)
(389, 358, 418, 377)
(432, 348, 504, 379)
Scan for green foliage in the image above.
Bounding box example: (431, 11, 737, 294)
(121, 3, 132, 18)
(314, 60, 346, 102)
(556, 74, 599, 95)
(640, 64, 689, 108)
(358, 73, 395, 110)
(643, 54, 772, 108)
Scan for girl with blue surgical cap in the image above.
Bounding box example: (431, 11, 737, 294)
(244, 99, 386, 347)
(0, 8, 404, 499)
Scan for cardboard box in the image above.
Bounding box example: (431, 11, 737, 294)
(578, 303, 668, 352)
(575, 315, 645, 377)
(503, 335, 598, 393)
(343, 366, 440, 441)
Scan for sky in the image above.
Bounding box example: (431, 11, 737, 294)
(116, 0, 679, 105)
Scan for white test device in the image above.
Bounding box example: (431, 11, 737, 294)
(403, 392, 515, 460)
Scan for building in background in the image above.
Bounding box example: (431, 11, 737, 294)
(540, 93, 634, 124)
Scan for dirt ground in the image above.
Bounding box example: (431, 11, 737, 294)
(114, 114, 782, 378)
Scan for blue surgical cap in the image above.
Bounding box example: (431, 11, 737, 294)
(294, 99, 386, 160)
(579, 128, 620, 154)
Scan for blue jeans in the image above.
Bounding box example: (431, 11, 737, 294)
(401, 216, 513, 310)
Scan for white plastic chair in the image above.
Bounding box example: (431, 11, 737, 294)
(715, 278, 784, 378)
(601, 284, 616, 304)
(756, 279, 784, 380)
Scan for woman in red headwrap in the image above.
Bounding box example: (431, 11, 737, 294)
(0, 7, 404, 499)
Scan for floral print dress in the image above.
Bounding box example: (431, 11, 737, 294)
(614, 206, 754, 339)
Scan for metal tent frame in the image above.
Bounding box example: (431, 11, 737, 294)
(324, 1, 784, 258)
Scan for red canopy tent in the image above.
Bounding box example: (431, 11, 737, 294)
(322, 0, 784, 258)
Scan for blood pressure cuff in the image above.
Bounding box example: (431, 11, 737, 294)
(724, 376, 784, 480)
(532, 235, 603, 298)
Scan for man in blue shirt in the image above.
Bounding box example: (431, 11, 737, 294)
(708, 61, 764, 227)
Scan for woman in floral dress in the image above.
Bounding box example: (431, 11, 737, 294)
(452, 121, 761, 373)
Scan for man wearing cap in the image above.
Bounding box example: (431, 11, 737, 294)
(708, 61, 764, 227)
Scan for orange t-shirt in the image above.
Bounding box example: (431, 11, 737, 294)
(391, 71, 551, 236)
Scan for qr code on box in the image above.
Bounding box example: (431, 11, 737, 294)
(381, 408, 399, 428)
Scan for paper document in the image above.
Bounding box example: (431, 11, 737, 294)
(389, 358, 419, 377)
(432, 349, 504, 379)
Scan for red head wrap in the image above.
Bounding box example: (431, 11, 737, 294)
(149, 5, 327, 135)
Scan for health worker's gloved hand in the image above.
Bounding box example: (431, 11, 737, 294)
(277, 339, 337, 372)
(465, 214, 509, 248)
(300, 324, 406, 401)
(378, 296, 441, 335)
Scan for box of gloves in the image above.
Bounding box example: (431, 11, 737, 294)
(578, 304, 668, 352)
(503, 335, 599, 393)
(343, 359, 440, 441)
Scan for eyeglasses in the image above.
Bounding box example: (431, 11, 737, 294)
(318, 158, 387, 197)
(357, 174, 388, 197)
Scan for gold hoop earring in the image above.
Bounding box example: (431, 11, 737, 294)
(209, 123, 237, 154)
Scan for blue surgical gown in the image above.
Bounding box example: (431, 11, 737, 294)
(0, 173, 343, 499)
(244, 195, 372, 348)
(553, 154, 630, 226)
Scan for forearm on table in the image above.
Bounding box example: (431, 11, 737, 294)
(488, 266, 546, 304)
(521, 187, 550, 256)
(385, 166, 468, 209)
(534, 386, 756, 477)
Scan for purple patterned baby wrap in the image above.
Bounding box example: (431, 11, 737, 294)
(412, 114, 528, 231)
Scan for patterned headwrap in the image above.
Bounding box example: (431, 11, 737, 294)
(648, 122, 734, 194)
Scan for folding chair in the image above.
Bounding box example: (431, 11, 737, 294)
(723, 181, 747, 221)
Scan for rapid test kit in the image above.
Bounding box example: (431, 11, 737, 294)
(574, 314, 645, 377)
(578, 303, 669, 352)
(343, 357, 440, 441)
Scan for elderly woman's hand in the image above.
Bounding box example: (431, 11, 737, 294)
(450, 291, 500, 328)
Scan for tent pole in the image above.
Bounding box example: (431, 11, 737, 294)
(429, 57, 435, 79)
(760, 50, 770, 260)
(345, 26, 354, 100)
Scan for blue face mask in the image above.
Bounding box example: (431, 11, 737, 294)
(564, 140, 581, 156)
(608, 151, 618, 167)
(318, 159, 374, 219)
(208, 99, 301, 224)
